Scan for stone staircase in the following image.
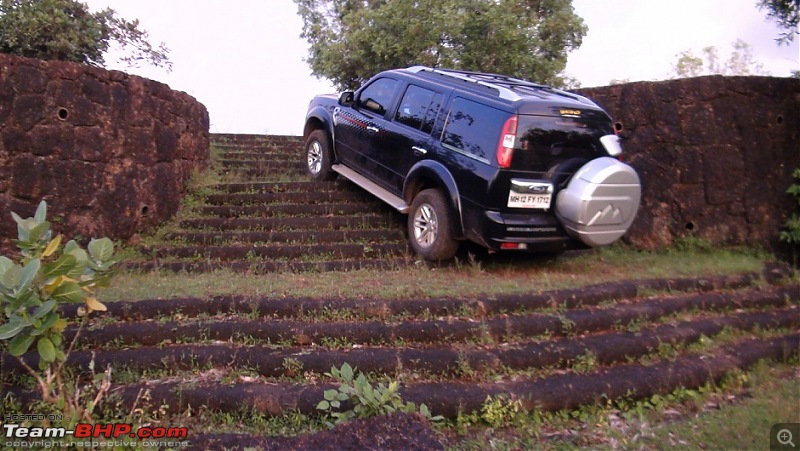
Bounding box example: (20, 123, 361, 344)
(128, 134, 412, 273)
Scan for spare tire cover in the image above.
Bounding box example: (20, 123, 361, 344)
(555, 157, 641, 247)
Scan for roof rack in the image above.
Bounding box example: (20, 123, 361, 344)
(405, 66, 579, 102)
(406, 66, 522, 101)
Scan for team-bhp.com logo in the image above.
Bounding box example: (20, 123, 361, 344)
(4, 423, 188, 447)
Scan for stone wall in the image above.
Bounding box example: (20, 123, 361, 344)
(578, 76, 800, 250)
(0, 54, 209, 249)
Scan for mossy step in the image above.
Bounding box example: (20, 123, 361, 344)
(211, 133, 301, 145)
(216, 151, 302, 161)
(140, 242, 408, 260)
(217, 167, 307, 179)
(205, 191, 374, 206)
(161, 229, 405, 245)
(210, 181, 338, 193)
(123, 257, 411, 274)
(178, 215, 400, 231)
(200, 203, 388, 218)
(219, 160, 306, 170)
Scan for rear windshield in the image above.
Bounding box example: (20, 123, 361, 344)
(513, 115, 614, 172)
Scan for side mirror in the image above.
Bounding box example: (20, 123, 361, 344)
(339, 91, 354, 106)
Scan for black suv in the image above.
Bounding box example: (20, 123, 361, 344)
(301, 66, 641, 261)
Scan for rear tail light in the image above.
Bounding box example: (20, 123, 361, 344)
(501, 242, 528, 250)
(496, 116, 518, 168)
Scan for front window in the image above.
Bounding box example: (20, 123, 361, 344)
(357, 78, 399, 115)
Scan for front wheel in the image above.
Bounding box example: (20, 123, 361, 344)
(305, 129, 336, 181)
(408, 189, 459, 261)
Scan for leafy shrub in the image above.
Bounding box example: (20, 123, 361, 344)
(0, 200, 117, 421)
(316, 362, 442, 428)
(780, 168, 800, 263)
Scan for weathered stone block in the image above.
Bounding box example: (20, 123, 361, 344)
(0, 54, 209, 251)
(578, 76, 800, 251)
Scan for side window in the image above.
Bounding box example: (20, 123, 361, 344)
(441, 97, 507, 162)
(357, 78, 399, 115)
(395, 85, 440, 134)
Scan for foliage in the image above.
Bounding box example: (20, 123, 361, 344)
(479, 395, 526, 429)
(0, 200, 118, 421)
(294, 0, 587, 90)
(672, 39, 769, 78)
(758, 0, 799, 44)
(0, 0, 171, 70)
(780, 168, 800, 262)
(316, 362, 442, 428)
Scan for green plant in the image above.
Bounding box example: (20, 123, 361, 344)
(480, 395, 525, 429)
(0, 201, 118, 422)
(282, 357, 304, 378)
(316, 363, 442, 428)
(780, 168, 800, 264)
(571, 350, 599, 374)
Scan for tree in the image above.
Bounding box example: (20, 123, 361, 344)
(758, 0, 799, 44)
(294, 0, 587, 90)
(672, 39, 769, 78)
(0, 0, 171, 70)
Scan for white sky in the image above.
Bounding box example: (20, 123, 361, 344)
(84, 0, 799, 135)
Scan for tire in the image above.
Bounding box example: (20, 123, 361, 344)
(305, 129, 336, 181)
(408, 188, 460, 261)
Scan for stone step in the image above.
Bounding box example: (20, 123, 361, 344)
(205, 190, 374, 206)
(178, 215, 400, 232)
(219, 160, 306, 170)
(210, 181, 338, 194)
(162, 229, 405, 245)
(124, 257, 411, 274)
(217, 151, 302, 161)
(141, 242, 408, 260)
(200, 203, 383, 218)
(211, 134, 302, 145)
(129, 133, 412, 274)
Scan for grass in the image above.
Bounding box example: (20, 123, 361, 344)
(637, 364, 799, 449)
(442, 361, 800, 450)
(103, 242, 770, 302)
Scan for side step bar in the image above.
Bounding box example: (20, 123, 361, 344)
(332, 164, 409, 213)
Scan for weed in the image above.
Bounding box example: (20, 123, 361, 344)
(316, 363, 443, 428)
(571, 349, 599, 374)
(282, 357, 304, 377)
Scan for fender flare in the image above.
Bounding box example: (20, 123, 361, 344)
(403, 160, 465, 238)
(303, 106, 336, 147)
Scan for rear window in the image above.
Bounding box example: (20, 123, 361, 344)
(395, 85, 442, 134)
(513, 115, 614, 171)
(441, 97, 507, 164)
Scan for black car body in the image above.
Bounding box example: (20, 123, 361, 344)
(302, 66, 641, 260)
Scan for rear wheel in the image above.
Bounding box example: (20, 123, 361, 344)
(305, 129, 336, 181)
(408, 189, 459, 261)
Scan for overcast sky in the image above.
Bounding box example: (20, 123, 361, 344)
(84, 0, 799, 136)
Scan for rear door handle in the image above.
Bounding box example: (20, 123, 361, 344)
(412, 146, 428, 156)
(366, 126, 379, 133)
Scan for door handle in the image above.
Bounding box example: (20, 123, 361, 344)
(366, 126, 379, 133)
(412, 146, 428, 156)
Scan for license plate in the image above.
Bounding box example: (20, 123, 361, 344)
(507, 191, 552, 209)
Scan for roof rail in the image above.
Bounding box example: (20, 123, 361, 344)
(406, 66, 522, 101)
